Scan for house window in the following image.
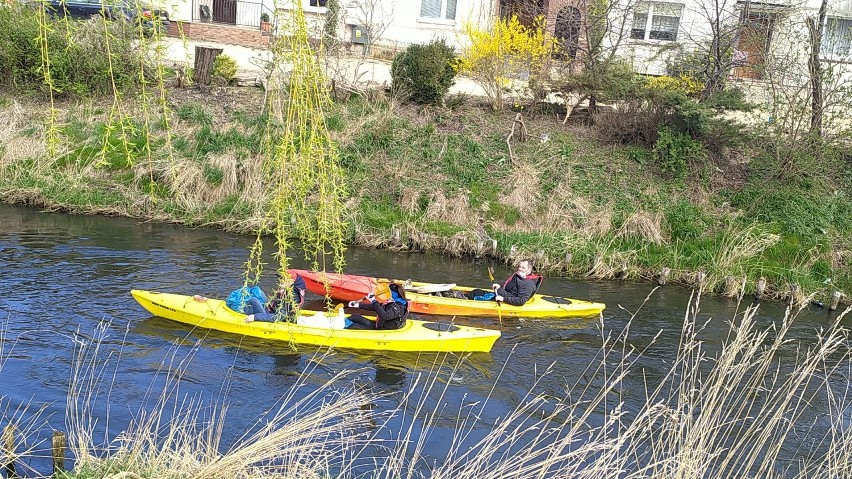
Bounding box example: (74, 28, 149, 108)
(421, 0, 457, 20)
(309, 0, 328, 7)
(631, 2, 683, 41)
(822, 17, 852, 58)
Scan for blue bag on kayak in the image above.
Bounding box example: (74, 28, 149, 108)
(472, 291, 496, 301)
(226, 285, 268, 313)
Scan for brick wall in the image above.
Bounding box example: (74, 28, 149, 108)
(167, 21, 270, 49)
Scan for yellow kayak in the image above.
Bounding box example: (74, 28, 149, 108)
(291, 269, 606, 318)
(131, 290, 500, 353)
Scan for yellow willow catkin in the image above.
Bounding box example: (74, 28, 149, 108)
(134, 4, 155, 171)
(152, 10, 179, 201)
(242, 0, 347, 310)
(36, 0, 59, 161)
(97, 3, 133, 169)
(275, 1, 347, 273)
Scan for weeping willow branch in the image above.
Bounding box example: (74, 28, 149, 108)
(258, 0, 349, 282)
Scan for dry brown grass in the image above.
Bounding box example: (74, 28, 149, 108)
(616, 210, 667, 245)
(0, 100, 29, 144)
(425, 293, 852, 479)
(498, 162, 540, 214)
(65, 324, 380, 479)
(424, 191, 478, 226)
(0, 100, 47, 167)
(706, 222, 780, 289)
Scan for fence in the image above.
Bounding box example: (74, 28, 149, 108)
(192, 0, 271, 29)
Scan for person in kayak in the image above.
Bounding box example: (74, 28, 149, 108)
(468, 260, 541, 305)
(344, 282, 409, 330)
(244, 273, 307, 323)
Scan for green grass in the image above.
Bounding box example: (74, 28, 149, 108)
(176, 103, 212, 126)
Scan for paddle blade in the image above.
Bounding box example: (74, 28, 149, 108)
(487, 266, 495, 282)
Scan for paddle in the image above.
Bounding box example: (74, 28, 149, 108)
(488, 266, 503, 325)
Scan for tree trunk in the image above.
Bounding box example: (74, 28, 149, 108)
(807, 0, 829, 139)
(194, 45, 223, 87)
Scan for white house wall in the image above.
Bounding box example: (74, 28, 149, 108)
(162, 0, 192, 22)
(613, 0, 734, 76)
(255, 0, 496, 50)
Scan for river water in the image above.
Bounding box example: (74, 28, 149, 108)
(0, 203, 849, 476)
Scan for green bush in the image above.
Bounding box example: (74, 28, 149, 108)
(0, 4, 144, 96)
(652, 126, 705, 178)
(212, 54, 238, 84)
(391, 39, 457, 105)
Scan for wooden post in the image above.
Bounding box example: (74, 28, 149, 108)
(695, 271, 706, 286)
(194, 45, 223, 86)
(3, 424, 16, 479)
(724, 275, 736, 296)
(790, 283, 800, 305)
(658, 267, 670, 285)
(509, 245, 517, 257)
(52, 431, 66, 476)
(392, 227, 401, 246)
(755, 277, 766, 299)
(490, 239, 498, 255)
(829, 290, 842, 311)
(564, 253, 572, 264)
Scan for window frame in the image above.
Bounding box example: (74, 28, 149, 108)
(419, 0, 457, 24)
(305, 0, 327, 12)
(821, 15, 852, 61)
(630, 2, 683, 42)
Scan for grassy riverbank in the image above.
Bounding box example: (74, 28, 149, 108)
(2, 86, 850, 305)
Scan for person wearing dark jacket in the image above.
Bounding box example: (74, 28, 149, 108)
(245, 273, 307, 323)
(345, 282, 409, 330)
(466, 260, 541, 305)
(493, 260, 541, 306)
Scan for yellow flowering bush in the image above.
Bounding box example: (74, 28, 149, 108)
(457, 15, 557, 110)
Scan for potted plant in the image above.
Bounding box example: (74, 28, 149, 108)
(260, 12, 271, 33)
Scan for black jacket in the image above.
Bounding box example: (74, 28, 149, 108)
(496, 273, 541, 306)
(359, 300, 408, 330)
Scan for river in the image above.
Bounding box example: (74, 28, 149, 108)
(0, 203, 848, 477)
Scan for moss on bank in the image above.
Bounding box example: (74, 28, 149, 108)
(0, 87, 849, 305)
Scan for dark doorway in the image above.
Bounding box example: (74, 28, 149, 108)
(554, 5, 581, 59)
(733, 11, 775, 80)
(212, 0, 237, 24)
(499, 0, 546, 28)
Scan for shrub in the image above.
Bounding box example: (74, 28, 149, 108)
(0, 4, 144, 96)
(391, 39, 457, 105)
(652, 126, 705, 178)
(646, 75, 704, 96)
(212, 54, 238, 85)
(594, 99, 666, 146)
(457, 15, 556, 110)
